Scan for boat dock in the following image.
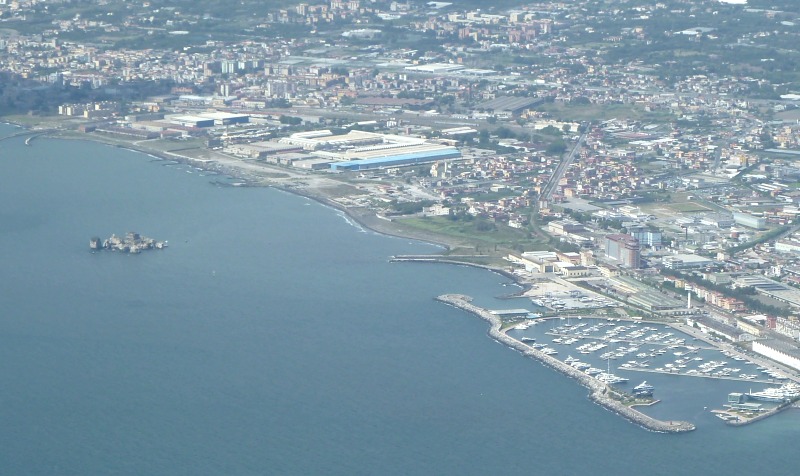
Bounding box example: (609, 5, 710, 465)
(620, 366, 777, 384)
(543, 330, 718, 351)
(437, 293, 695, 433)
(712, 400, 795, 426)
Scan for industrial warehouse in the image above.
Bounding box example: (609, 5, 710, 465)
(225, 129, 462, 171)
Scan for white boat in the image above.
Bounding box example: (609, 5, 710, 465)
(596, 373, 629, 384)
(746, 388, 791, 403)
(633, 381, 654, 396)
(746, 383, 800, 402)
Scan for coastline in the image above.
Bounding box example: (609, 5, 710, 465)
(436, 293, 696, 433)
(270, 184, 460, 251)
(13, 123, 473, 252)
(11, 120, 795, 432)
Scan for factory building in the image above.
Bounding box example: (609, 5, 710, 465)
(170, 115, 216, 128)
(605, 234, 640, 269)
(168, 111, 249, 128)
(329, 147, 461, 171)
(280, 129, 461, 171)
(662, 254, 714, 270)
(733, 212, 766, 230)
(752, 340, 800, 371)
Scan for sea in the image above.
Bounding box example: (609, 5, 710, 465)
(0, 122, 798, 475)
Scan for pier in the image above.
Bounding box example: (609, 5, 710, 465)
(542, 330, 719, 351)
(390, 255, 520, 279)
(437, 294, 695, 433)
(620, 366, 776, 384)
(713, 400, 795, 426)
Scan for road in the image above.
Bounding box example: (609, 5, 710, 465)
(541, 130, 587, 202)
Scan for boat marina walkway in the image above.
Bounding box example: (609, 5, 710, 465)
(620, 366, 777, 384)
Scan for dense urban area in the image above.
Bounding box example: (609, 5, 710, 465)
(4, 0, 800, 399)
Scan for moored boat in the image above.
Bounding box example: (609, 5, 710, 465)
(633, 381, 654, 397)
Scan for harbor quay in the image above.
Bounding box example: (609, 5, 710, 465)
(436, 294, 696, 433)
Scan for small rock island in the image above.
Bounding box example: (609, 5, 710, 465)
(90, 232, 167, 254)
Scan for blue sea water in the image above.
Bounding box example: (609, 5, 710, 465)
(1, 123, 799, 475)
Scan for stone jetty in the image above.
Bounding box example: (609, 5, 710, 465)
(436, 294, 695, 433)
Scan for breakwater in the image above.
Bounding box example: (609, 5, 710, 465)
(391, 256, 528, 293)
(436, 293, 695, 433)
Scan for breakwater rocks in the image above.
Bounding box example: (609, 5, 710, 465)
(436, 294, 695, 434)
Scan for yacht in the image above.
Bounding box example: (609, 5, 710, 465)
(746, 388, 792, 403)
(746, 383, 800, 402)
(596, 373, 629, 384)
(633, 381, 655, 397)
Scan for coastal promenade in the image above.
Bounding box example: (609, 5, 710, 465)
(436, 293, 696, 433)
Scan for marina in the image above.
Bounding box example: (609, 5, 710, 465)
(438, 294, 695, 433)
(496, 311, 800, 427)
(515, 317, 791, 384)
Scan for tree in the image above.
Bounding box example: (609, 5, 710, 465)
(540, 125, 561, 136)
(495, 126, 516, 139)
(476, 219, 495, 232)
(546, 139, 567, 155)
(279, 115, 302, 125)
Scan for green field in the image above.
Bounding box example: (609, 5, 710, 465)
(398, 216, 547, 253)
(535, 103, 674, 123)
(667, 202, 713, 213)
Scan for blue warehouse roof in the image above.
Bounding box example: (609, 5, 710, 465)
(330, 148, 461, 171)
